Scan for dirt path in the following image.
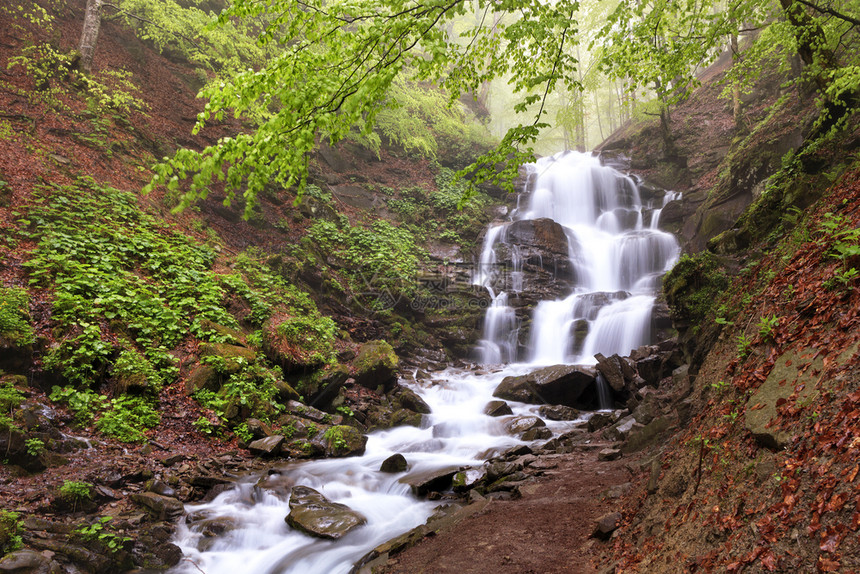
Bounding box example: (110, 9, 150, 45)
(378, 446, 640, 574)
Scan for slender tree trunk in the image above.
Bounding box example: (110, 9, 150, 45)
(79, 0, 104, 73)
(730, 32, 742, 126)
(595, 95, 605, 142)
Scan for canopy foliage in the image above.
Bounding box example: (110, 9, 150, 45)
(140, 0, 859, 216)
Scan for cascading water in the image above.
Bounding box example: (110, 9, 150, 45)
(168, 150, 681, 574)
(475, 151, 680, 365)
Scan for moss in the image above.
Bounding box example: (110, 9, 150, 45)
(0, 287, 34, 346)
(663, 252, 730, 326)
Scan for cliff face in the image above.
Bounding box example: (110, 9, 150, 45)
(592, 41, 860, 574)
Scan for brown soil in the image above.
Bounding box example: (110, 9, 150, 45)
(380, 447, 643, 574)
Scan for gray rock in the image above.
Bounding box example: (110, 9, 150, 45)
(0, 550, 50, 571)
(538, 404, 579, 421)
(248, 435, 285, 456)
(453, 468, 486, 492)
(484, 400, 513, 417)
(587, 412, 615, 432)
(521, 427, 552, 440)
(598, 448, 622, 461)
(592, 511, 622, 539)
(323, 425, 368, 457)
(403, 467, 458, 496)
(286, 486, 366, 540)
(131, 492, 185, 521)
(380, 454, 408, 473)
(493, 365, 596, 406)
(505, 415, 546, 436)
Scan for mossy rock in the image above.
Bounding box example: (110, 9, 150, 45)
(261, 313, 336, 373)
(184, 364, 221, 394)
(296, 365, 349, 410)
(353, 341, 399, 392)
(199, 343, 257, 374)
(196, 320, 246, 345)
(323, 425, 367, 457)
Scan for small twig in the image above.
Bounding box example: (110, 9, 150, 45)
(183, 557, 208, 574)
(102, 3, 204, 50)
(693, 437, 705, 495)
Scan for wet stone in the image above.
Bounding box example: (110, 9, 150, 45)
(380, 453, 408, 473)
(286, 486, 367, 540)
(484, 400, 513, 417)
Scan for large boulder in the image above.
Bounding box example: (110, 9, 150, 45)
(493, 364, 597, 407)
(286, 486, 367, 540)
(297, 365, 349, 411)
(323, 425, 367, 457)
(261, 313, 335, 373)
(353, 341, 399, 392)
(199, 343, 257, 374)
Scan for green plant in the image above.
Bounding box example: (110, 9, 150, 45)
(0, 380, 25, 430)
(0, 510, 23, 556)
(306, 422, 319, 437)
(736, 334, 753, 359)
(50, 386, 110, 425)
(59, 481, 92, 511)
(323, 426, 348, 450)
(233, 422, 253, 443)
(25, 437, 45, 456)
(96, 395, 160, 443)
(0, 287, 34, 345)
(709, 380, 729, 394)
(193, 416, 215, 435)
(336, 405, 354, 418)
(282, 420, 297, 439)
(111, 348, 166, 392)
(757, 315, 779, 341)
(73, 517, 131, 554)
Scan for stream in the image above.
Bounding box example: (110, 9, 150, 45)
(169, 151, 680, 574)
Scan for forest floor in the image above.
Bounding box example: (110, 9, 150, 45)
(379, 446, 643, 574)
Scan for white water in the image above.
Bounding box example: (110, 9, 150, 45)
(475, 151, 680, 365)
(170, 151, 681, 574)
(170, 367, 572, 574)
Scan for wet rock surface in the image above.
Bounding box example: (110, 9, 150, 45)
(286, 486, 367, 540)
(493, 364, 598, 407)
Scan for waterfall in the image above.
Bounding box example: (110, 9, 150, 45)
(167, 151, 682, 574)
(475, 151, 680, 365)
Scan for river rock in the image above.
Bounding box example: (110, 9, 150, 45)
(248, 435, 284, 456)
(505, 415, 546, 436)
(522, 426, 552, 440)
(484, 400, 513, 417)
(493, 364, 597, 407)
(404, 467, 458, 496)
(130, 492, 185, 521)
(594, 353, 634, 393)
(380, 453, 408, 473)
(452, 468, 486, 492)
(392, 387, 431, 414)
(286, 486, 367, 540)
(353, 341, 399, 392)
(587, 412, 615, 432)
(323, 425, 367, 457)
(538, 404, 579, 421)
(0, 550, 51, 571)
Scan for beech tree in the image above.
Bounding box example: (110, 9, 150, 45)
(143, 0, 859, 216)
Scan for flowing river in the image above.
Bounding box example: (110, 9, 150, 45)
(169, 151, 680, 574)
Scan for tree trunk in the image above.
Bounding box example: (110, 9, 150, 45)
(731, 32, 742, 126)
(78, 0, 104, 74)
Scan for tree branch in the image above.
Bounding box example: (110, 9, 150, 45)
(794, 0, 860, 27)
(102, 2, 203, 50)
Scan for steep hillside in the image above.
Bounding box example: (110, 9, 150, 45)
(0, 3, 505, 571)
